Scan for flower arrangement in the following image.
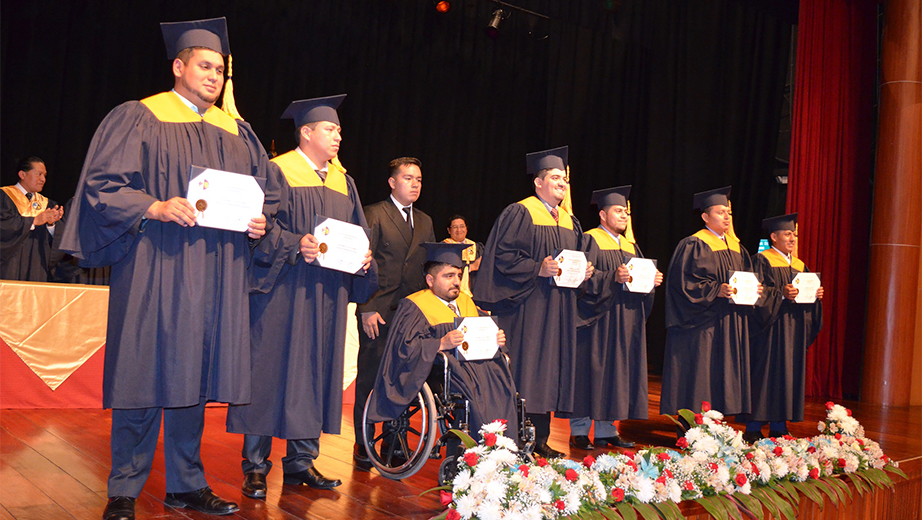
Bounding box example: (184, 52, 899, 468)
(431, 403, 905, 520)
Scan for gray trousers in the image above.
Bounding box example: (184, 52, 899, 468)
(107, 399, 208, 498)
(242, 435, 319, 475)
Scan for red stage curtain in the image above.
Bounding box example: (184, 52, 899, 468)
(788, 0, 878, 398)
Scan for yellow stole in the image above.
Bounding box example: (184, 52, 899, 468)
(140, 92, 239, 136)
(1, 186, 48, 216)
(586, 227, 636, 255)
(271, 150, 349, 196)
(693, 228, 741, 253)
(406, 290, 479, 326)
(518, 196, 574, 230)
(760, 247, 806, 272)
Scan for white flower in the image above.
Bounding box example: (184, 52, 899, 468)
(828, 405, 848, 422)
(692, 436, 720, 456)
(453, 468, 473, 492)
(818, 421, 826, 432)
(634, 478, 656, 503)
(481, 420, 508, 435)
(495, 436, 518, 452)
(455, 494, 478, 519)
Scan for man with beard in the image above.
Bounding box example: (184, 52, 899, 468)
(566, 186, 662, 450)
(744, 213, 823, 442)
(661, 187, 760, 432)
(474, 146, 594, 458)
(61, 17, 272, 520)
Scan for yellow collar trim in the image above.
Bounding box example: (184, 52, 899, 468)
(140, 92, 239, 136)
(2, 186, 47, 216)
(406, 290, 479, 325)
(519, 196, 573, 229)
(693, 228, 741, 253)
(760, 247, 805, 271)
(586, 227, 635, 254)
(271, 151, 349, 195)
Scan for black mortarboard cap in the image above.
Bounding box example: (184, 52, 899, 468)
(281, 95, 346, 127)
(161, 17, 230, 59)
(693, 186, 732, 211)
(421, 242, 468, 268)
(591, 185, 631, 208)
(762, 213, 797, 233)
(525, 146, 568, 176)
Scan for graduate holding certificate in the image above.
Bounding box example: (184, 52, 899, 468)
(227, 95, 377, 497)
(565, 186, 662, 451)
(744, 213, 823, 442)
(661, 186, 761, 432)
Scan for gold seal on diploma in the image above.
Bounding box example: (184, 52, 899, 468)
(195, 199, 207, 212)
(557, 268, 563, 276)
(461, 341, 469, 352)
(319, 243, 328, 254)
(628, 276, 633, 283)
(731, 287, 738, 295)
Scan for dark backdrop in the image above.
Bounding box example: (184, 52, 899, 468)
(1, 0, 794, 373)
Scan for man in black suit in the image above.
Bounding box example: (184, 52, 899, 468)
(353, 157, 435, 467)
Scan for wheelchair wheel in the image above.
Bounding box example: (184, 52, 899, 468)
(438, 454, 459, 486)
(362, 383, 438, 480)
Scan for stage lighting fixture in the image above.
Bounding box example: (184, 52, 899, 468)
(485, 8, 506, 38)
(434, 0, 451, 13)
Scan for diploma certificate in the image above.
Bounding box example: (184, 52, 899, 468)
(624, 257, 658, 294)
(186, 166, 265, 233)
(453, 316, 500, 361)
(792, 272, 821, 304)
(313, 215, 371, 275)
(728, 271, 760, 305)
(552, 249, 588, 289)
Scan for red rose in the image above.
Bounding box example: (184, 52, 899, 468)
(708, 462, 719, 472)
(498, 419, 508, 425)
(555, 499, 566, 511)
(701, 401, 711, 412)
(807, 446, 816, 453)
(694, 413, 704, 425)
(583, 455, 596, 468)
(676, 437, 688, 449)
(657, 452, 671, 461)
(612, 488, 625, 502)
(846, 408, 852, 417)
(484, 432, 497, 447)
(773, 446, 783, 456)
(751, 464, 760, 476)
(446, 509, 461, 520)
(565, 468, 578, 482)
(626, 460, 638, 472)
(464, 452, 479, 467)
(656, 475, 666, 484)
(683, 480, 694, 491)
(713, 419, 722, 425)
(834, 433, 842, 440)
(809, 468, 819, 479)
(623, 450, 636, 458)
(825, 401, 835, 410)
(665, 469, 674, 479)
(745, 452, 754, 460)
(735, 473, 747, 486)
(519, 464, 529, 477)
(838, 458, 847, 468)
(857, 439, 864, 447)
(783, 435, 794, 441)
(536, 457, 548, 468)
(440, 490, 453, 507)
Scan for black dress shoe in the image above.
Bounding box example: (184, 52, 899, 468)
(743, 431, 765, 444)
(568, 435, 595, 450)
(353, 443, 374, 471)
(283, 467, 342, 489)
(534, 442, 564, 459)
(164, 487, 239, 515)
(103, 497, 135, 520)
(242, 471, 267, 499)
(594, 436, 635, 449)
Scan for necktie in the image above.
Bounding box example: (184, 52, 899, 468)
(550, 207, 559, 223)
(402, 206, 413, 230)
(25, 192, 33, 201)
(315, 169, 326, 182)
(448, 302, 460, 316)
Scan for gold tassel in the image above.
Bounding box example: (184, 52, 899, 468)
(624, 200, 636, 243)
(726, 200, 740, 244)
(793, 222, 799, 259)
(560, 165, 573, 214)
(221, 54, 243, 120)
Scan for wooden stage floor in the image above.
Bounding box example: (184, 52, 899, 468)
(2, 377, 920, 519)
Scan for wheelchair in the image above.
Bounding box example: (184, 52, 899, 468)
(362, 351, 535, 485)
